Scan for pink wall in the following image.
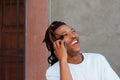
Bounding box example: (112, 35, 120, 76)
(26, 0, 48, 80)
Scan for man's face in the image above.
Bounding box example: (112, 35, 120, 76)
(54, 25, 81, 56)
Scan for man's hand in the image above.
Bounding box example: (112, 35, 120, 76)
(53, 40, 67, 61)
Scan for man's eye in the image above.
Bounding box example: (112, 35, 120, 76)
(63, 33, 68, 36)
(72, 30, 76, 32)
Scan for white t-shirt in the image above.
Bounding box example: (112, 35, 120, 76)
(46, 53, 120, 80)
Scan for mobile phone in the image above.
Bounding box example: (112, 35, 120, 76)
(58, 35, 67, 49)
(58, 35, 64, 40)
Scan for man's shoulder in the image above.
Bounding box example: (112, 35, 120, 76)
(82, 52, 105, 59)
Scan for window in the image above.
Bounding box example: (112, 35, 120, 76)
(0, 0, 25, 80)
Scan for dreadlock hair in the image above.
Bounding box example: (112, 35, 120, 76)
(43, 21, 66, 65)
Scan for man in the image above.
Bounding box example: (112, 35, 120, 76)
(43, 21, 120, 80)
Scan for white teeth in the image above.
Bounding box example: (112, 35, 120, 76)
(71, 40, 78, 45)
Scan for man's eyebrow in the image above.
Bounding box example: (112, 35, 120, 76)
(61, 31, 67, 34)
(55, 27, 74, 36)
(71, 28, 75, 30)
(61, 28, 74, 34)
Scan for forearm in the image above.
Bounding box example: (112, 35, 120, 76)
(59, 58, 73, 80)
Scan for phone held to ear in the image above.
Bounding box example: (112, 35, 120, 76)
(58, 35, 67, 49)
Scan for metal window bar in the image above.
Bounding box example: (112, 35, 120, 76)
(16, 0, 20, 79)
(3, 0, 6, 48)
(10, 0, 12, 48)
(9, 0, 13, 80)
(0, 0, 25, 80)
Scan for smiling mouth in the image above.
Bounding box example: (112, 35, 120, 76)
(71, 40, 79, 45)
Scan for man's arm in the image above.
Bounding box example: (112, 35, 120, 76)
(59, 58, 72, 80)
(53, 40, 73, 80)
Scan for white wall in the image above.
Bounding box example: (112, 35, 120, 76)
(49, 0, 120, 76)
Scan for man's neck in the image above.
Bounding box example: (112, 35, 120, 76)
(67, 53, 83, 64)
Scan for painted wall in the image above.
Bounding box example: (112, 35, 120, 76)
(26, 0, 48, 80)
(49, 0, 120, 76)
